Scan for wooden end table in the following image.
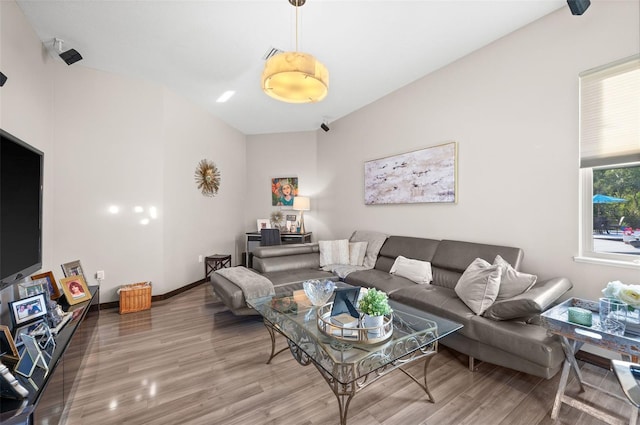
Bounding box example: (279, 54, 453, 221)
(204, 254, 231, 280)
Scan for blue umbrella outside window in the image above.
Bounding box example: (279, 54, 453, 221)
(593, 194, 627, 203)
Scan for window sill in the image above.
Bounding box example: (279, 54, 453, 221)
(574, 256, 640, 270)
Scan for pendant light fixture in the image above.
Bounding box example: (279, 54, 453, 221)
(262, 0, 329, 103)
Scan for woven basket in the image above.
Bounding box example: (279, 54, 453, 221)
(118, 281, 152, 314)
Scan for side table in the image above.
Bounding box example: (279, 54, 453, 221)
(204, 254, 231, 280)
(541, 297, 639, 425)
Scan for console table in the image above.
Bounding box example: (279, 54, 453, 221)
(0, 286, 99, 425)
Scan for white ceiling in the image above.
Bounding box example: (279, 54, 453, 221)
(16, 0, 566, 135)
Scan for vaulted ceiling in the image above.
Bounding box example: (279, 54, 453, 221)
(17, 1, 566, 135)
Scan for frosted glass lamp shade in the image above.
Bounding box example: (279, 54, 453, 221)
(262, 52, 329, 103)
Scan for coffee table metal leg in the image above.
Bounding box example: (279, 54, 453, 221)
(263, 321, 289, 364)
(397, 351, 437, 403)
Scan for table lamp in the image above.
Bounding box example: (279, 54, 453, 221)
(293, 196, 310, 234)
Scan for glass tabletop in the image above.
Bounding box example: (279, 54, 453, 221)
(247, 292, 462, 385)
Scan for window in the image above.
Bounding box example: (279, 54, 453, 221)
(578, 55, 640, 267)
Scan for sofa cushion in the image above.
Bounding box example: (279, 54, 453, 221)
(374, 236, 440, 273)
(344, 269, 416, 295)
(432, 240, 524, 274)
(350, 230, 388, 269)
(454, 258, 502, 315)
(493, 255, 537, 301)
(349, 241, 368, 266)
(389, 255, 432, 284)
(319, 239, 350, 267)
(390, 285, 479, 340)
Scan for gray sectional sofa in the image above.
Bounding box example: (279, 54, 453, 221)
(210, 234, 572, 379)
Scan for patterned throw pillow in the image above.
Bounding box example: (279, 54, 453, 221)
(319, 239, 350, 267)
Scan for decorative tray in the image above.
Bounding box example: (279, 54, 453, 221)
(316, 303, 393, 345)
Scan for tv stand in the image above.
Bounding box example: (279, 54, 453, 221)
(0, 286, 99, 424)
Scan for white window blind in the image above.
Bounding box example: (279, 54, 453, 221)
(579, 55, 640, 168)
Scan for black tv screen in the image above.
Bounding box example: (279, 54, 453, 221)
(0, 129, 43, 289)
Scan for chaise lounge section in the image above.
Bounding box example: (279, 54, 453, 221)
(210, 233, 572, 378)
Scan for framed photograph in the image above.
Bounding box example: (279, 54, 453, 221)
(59, 275, 91, 305)
(0, 325, 19, 358)
(31, 271, 61, 300)
(271, 177, 299, 206)
(256, 219, 270, 231)
(18, 279, 47, 299)
(9, 294, 47, 326)
(13, 319, 46, 347)
(364, 141, 458, 205)
(61, 260, 85, 279)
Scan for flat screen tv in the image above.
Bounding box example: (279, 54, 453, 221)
(0, 129, 43, 290)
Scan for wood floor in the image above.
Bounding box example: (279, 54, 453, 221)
(61, 283, 635, 425)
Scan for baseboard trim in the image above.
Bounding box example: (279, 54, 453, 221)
(98, 279, 208, 310)
(576, 350, 611, 369)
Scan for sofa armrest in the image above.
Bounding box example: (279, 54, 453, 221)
(483, 277, 573, 321)
(252, 243, 321, 273)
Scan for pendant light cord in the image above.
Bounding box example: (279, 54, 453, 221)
(295, 2, 299, 52)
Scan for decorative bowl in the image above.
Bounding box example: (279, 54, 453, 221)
(303, 279, 336, 306)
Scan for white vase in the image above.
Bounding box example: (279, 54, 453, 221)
(363, 314, 384, 338)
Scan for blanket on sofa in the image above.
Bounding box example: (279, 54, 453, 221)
(215, 266, 275, 299)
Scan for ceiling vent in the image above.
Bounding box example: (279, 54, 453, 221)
(263, 47, 284, 61)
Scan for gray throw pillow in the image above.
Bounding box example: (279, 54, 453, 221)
(493, 255, 537, 301)
(454, 258, 502, 315)
(349, 230, 388, 269)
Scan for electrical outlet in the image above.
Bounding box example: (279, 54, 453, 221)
(96, 270, 105, 280)
(198, 255, 203, 263)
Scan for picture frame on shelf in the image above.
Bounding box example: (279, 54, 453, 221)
(13, 319, 46, 348)
(59, 275, 91, 305)
(9, 294, 48, 326)
(31, 271, 61, 300)
(61, 259, 85, 279)
(18, 279, 47, 299)
(285, 214, 298, 233)
(0, 325, 19, 358)
(256, 219, 270, 232)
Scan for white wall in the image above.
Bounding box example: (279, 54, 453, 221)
(314, 1, 639, 301)
(245, 131, 321, 237)
(1, 1, 247, 303)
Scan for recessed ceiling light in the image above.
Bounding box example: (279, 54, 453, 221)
(216, 90, 235, 103)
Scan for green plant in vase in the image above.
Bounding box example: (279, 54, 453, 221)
(359, 288, 392, 337)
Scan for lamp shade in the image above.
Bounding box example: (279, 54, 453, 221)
(262, 52, 328, 103)
(293, 196, 310, 211)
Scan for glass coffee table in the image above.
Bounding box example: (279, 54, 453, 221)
(247, 292, 462, 425)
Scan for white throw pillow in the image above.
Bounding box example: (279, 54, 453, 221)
(455, 258, 502, 315)
(493, 255, 537, 301)
(349, 241, 368, 266)
(389, 255, 432, 284)
(319, 239, 350, 267)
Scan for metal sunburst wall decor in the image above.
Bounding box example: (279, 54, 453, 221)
(195, 159, 221, 197)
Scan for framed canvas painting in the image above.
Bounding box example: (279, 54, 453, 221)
(364, 142, 458, 205)
(271, 177, 299, 206)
